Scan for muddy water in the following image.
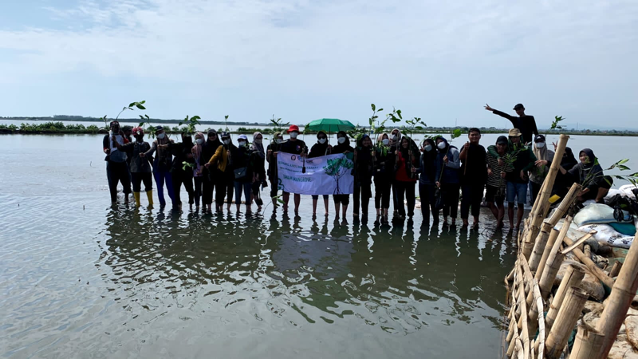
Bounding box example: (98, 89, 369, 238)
(1, 133, 564, 358)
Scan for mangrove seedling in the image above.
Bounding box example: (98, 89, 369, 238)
(550, 115, 565, 130)
(101, 100, 146, 130)
(179, 115, 201, 135)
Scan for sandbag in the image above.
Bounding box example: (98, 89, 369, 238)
(578, 223, 635, 249)
(574, 203, 617, 226)
(609, 222, 637, 236)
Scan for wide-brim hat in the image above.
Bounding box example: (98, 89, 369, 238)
(508, 128, 522, 137)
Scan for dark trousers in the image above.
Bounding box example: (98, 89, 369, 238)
(202, 176, 214, 205)
(108, 161, 131, 202)
(333, 194, 349, 205)
(234, 181, 252, 206)
(172, 172, 194, 209)
(252, 181, 264, 206)
(353, 180, 372, 216)
(442, 183, 460, 219)
(194, 176, 204, 207)
(153, 167, 174, 207)
(461, 183, 485, 220)
(106, 161, 114, 198)
(374, 177, 391, 209)
(269, 174, 279, 199)
(132, 172, 153, 192)
(395, 181, 416, 217)
(216, 171, 234, 205)
(419, 183, 438, 224)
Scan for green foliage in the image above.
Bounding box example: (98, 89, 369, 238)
(550, 115, 565, 130)
(179, 115, 201, 134)
(402, 116, 428, 138)
(115, 100, 146, 120)
(269, 114, 289, 132)
(598, 159, 637, 187)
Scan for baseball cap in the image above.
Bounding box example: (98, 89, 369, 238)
(496, 136, 508, 145)
(534, 134, 546, 143)
(513, 103, 525, 110)
(287, 125, 300, 133)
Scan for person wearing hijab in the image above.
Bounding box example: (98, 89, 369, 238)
(250, 132, 267, 211)
(551, 147, 578, 200)
(192, 132, 206, 212)
(563, 148, 612, 203)
(435, 136, 461, 225)
(170, 133, 196, 211)
(389, 128, 402, 214)
(418, 138, 438, 225)
(529, 134, 555, 204)
(331, 131, 354, 222)
(394, 136, 418, 220)
(116, 126, 153, 207)
(206, 132, 235, 212)
(142, 126, 175, 208)
(374, 133, 394, 224)
(353, 134, 375, 221)
(266, 132, 284, 206)
(309, 131, 332, 216)
(459, 128, 487, 229)
(201, 129, 221, 213)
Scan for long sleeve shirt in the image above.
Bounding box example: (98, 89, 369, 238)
(435, 147, 461, 184)
(492, 110, 539, 144)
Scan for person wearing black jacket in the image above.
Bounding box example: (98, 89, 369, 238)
(201, 129, 221, 213)
(484, 103, 538, 144)
(279, 125, 307, 215)
(418, 138, 438, 226)
(170, 133, 195, 211)
(250, 132, 267, 212)
(353, 134, 374, 222)
(231, 134, 254, 213)
(116, 126, 153, 207)
(551, 146, 578, 201)
(459, 128, 487, 229)
(309, 131, 332, 216)
(266, 132, 284, 206)
(331, 131, 354, 222)
(374, 133, 394, 224)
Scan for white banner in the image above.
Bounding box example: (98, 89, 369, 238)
(276, 153, 354, 195)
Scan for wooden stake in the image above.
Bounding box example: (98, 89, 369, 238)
(546, 264, 585, 333)
(535, 228, 560, 282)
(569, 324, 604, 359)
(595, 232, 638, 358)
(538, 217, 572, 299)
(608, 261, 621, 278)
(562, 234, 615, 290)
(528, 220, 553, 272)
(545, 287, 588, 358)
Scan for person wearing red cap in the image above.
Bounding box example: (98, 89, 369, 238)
(279, 124, 307, 215)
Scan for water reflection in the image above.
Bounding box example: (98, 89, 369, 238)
(98, 207, 515, 339)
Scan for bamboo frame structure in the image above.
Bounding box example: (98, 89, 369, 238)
(562, 234, 615, 290)
(545, 264, 585, 332)
(595, 233, 638, 358)
(568, 324, 604, 359)
(538, 218, 572, 299)
(545, 287, 588, 358)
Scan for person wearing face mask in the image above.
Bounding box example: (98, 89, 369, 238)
(434, 136, 461, 225)
(331, 131, 354, 222)
(279, 125, 307, 215)
(205, 132, 235, 213)
(200, 129, 221, 213)
(121, 125, 134, 188)
(191, 132, 206, 212)
(374, 133, 394, 223)
(309, 131, 332, 217)
(353, 134, 375, 222)
(394, 136, 419, 220)
(266, 132, 284, 205)
(169, 133, 196, 211)
(230, 134, 254, 213)
(115, 127, 153, 207)
(105, 121, 132, 203)
(485, 136, 511, 229)
(529, 134, 554, 205)
(459, 128, 487, 229)
(142, 126, 175, 208)
(562, 148, 612, 203)
(250, 132, 267, 212)
(418, 138, 438, 225)
(388, 128, 403, 216)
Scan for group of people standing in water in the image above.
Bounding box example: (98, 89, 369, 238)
(103, 103, 613, 230)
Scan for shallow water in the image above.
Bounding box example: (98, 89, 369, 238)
(0, 134, 633, 358)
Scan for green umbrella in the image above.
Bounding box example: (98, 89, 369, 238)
(306, 118, 355, 133)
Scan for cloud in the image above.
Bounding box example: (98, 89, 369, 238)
(0, 0, 636, 128)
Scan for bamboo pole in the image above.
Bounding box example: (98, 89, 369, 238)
(546, 264, 585, 332)
(528, 220, 552, 272)
(562, 234, 615, 290)
(538, 218, 572, 299)
(522, 134, 569, 259)
(608, 260, 621, 278)
(545, 287, 588, 358)
(595, 233, 638, 358)
(560, 231, 596, 255)
(569, 324, 605, 359)
(535, 228, 560, 282)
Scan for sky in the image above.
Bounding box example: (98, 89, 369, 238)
(0, 0, 637, 130)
